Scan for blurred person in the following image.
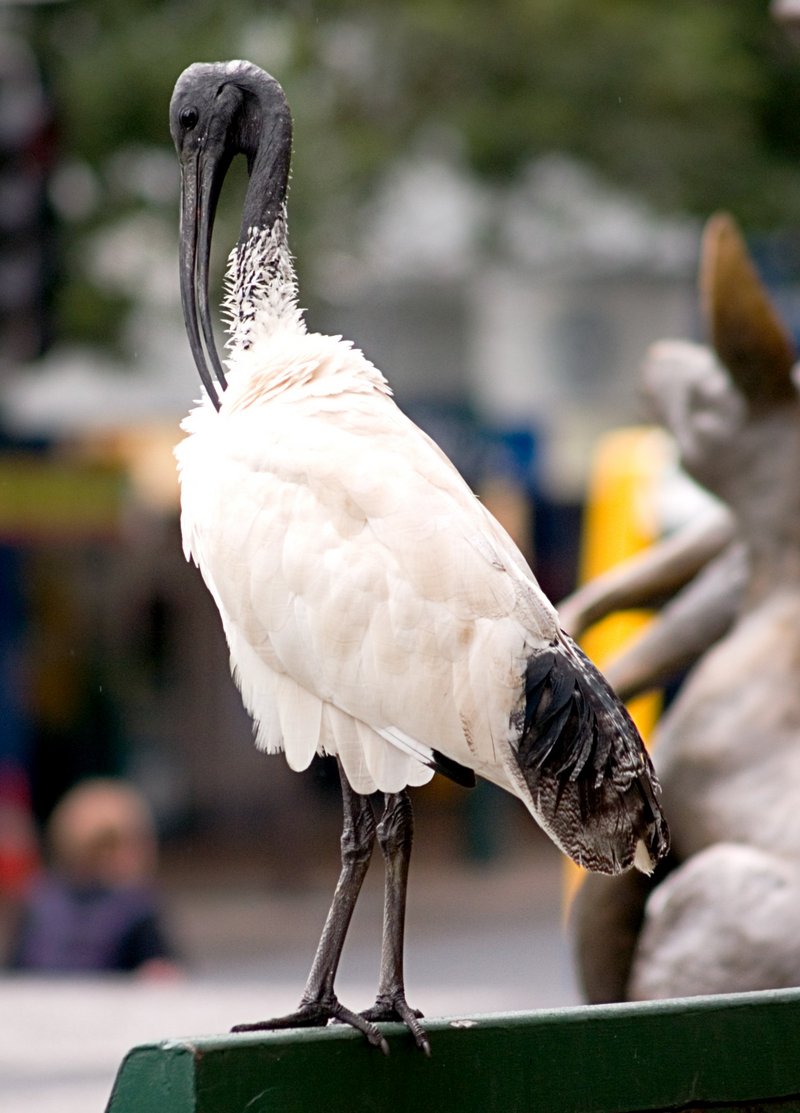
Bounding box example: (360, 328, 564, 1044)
(6, 778, 181, 977)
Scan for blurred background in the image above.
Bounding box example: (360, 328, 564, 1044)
(3, 0, 800, 1106)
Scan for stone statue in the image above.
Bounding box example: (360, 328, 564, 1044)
(564, 213, 800, 1002)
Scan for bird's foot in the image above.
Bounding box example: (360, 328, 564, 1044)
(361, 992, 431, 1056)
(232, 996, 389, 1054)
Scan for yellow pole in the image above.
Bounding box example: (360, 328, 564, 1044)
(564, 426, 668, 905)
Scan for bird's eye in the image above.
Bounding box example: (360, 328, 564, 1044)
(179, 106, 199, 131)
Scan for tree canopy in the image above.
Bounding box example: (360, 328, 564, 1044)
(18, 0, 800, 348)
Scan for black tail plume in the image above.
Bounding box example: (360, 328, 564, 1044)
(513, 639, 669, 875)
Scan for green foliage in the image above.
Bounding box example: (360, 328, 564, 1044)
(20, 0, 800, 348)
(361, 0, 800, 223)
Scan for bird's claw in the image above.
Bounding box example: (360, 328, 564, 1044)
(232, 997, 388, 1053)
(361, 993, 431, 1056)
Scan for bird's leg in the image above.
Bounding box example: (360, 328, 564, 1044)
(232, 762, 388, 1051)
(360, 789, 430, 1055)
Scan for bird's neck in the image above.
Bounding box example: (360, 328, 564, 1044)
(222, 206, 305, 353)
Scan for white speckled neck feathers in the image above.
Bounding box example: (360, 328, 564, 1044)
(214, 207, 392, 410)
(222, 210, 305, 352)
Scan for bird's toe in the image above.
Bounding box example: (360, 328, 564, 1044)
(330, 1000, 390, 1053)
(362, 993, 430, 1054)
(231, 1001, 331, 1034)
(233, 997, 388, 1053)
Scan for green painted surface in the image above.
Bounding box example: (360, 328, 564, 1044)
(105, 988, 800, 1113)
(105, 1044, 198, 1113)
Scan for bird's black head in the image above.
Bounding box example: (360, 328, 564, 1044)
(170, 61, 293, 409)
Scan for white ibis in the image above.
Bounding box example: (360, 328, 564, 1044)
(169, 60, 668, 1053)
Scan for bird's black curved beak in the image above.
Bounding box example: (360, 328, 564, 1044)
(178, 143, 231, 411)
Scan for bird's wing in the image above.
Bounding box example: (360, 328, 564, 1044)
(178, 390, 559, 794)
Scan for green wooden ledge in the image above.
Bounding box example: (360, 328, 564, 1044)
(105, 987, 800, 1113)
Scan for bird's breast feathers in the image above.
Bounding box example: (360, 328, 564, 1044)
(176, 331, 559, 794)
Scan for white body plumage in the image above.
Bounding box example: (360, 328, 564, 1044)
(177, 305, 561, 807)
(173, 204, 667, 879)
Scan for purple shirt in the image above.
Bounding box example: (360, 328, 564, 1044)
(8, 874, 174, 972)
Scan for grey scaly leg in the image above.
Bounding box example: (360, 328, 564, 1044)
(361, 790, 431, 1055)
(233, 761, 388, 1052)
